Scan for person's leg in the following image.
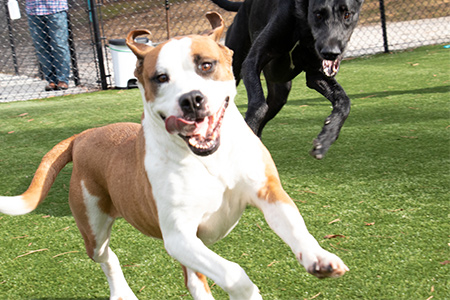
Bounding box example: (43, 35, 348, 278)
(28, 14, 57, 85)
(47, 11, 71, 87)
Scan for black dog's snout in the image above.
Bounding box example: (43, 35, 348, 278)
(320, 45, 341, 61)
(179, 90, 207, 119)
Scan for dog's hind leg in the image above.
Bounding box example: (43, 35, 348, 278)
(240, 6, 295, 136)
(182, 265, 214, 300)
(256, 79, 292, 136)
(306, 71, 351, 159)
(70, 181, 137, 300)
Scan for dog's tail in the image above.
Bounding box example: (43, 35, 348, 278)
(0, 135, 75, 216)
(210, 0, 242, 12)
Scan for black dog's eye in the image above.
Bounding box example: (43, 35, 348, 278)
(343, 11, 352, 20)
(155, 74, 169, 83)
(315, 13, 323, 20)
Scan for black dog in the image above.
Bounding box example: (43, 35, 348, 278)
(211, 0, 364, 159)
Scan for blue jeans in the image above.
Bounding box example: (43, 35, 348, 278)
(28, 11, 71, 84)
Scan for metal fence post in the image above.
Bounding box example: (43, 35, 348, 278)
(4, 0, 19, 75)
(88, 0, 108, 90)
(379, 0, 389, 53)
(165, 0, 171, 40)
(67, 10, 80, 86)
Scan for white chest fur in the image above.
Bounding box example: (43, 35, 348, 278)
(142, 104, 267, 244)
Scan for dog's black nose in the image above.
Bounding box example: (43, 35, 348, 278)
(179, 90, 207, 119)
(320, 45, 341, 61)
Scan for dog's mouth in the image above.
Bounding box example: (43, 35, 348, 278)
(163, 97, 229, 156)
(322, 59, 341, 77)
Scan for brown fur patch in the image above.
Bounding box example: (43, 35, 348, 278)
(73, 124, 162, 239)
(64, 124, 162, 261)
(136, 42, 166, 103)
(190, 36, 234, 82)
(257, 144, 296, 207)
(195, 272, 212, 294)
(68, 179, 97, 259)
(181, 265, 212, 295)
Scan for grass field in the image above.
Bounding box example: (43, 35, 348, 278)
(0, 44, 448, 299)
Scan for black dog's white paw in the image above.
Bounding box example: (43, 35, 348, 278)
(310, 139, 326, 159)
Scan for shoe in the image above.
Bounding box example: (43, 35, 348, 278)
(56, 81, 68, 90)
(45, 82, 56, 91)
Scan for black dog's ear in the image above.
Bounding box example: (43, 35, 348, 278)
(126, 29, 153, 59)
(204, 12, 225, 42)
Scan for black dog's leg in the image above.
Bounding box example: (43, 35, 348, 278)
(242, 40, 271, 134)
(241, 54, 272, 136)
(225, 22, 251, 85)
(241, 36, 292, 135)
(239, 1, 296, 136)
(306, 72, 350, 159)
(256, 79, 292, 136)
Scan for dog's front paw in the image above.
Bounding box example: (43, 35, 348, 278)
(310, 113, 345, 159)
(299, 250, 349, 279)
(310, 138, 328, 159)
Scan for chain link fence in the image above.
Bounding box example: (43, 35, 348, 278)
(0, 0, 448, 102)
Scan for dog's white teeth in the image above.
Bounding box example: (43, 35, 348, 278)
(188, 137, 214, 150)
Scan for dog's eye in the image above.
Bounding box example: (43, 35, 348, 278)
(200, 62, 213, 72)
(315, 13, 323, 20)
(343, 11, 352, 20)
(155, 74, 169, 83)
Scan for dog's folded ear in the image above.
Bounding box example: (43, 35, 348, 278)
(126, 29, 153, 59)
(204, 12, 225, 42)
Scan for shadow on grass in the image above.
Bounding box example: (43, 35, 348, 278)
(236, 85, 449, 110)
(288, 85, 449, 106)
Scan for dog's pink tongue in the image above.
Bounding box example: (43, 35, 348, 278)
(165, 116, 197, 135)
(165, 116, 210, 136)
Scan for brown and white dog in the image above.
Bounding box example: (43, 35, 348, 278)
(0, 12, 348, 300)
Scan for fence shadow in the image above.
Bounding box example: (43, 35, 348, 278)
(286, 85, 449, 106)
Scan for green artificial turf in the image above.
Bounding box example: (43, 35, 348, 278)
(0, 44, 448, 299)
